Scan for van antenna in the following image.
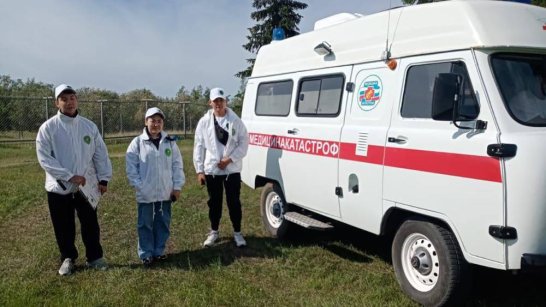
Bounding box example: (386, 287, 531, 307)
(385, 2, 405, 62)
(382, 0, 392, 62)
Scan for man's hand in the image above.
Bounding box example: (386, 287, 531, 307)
(98, 184, 108, 195)
(170, 190, 181, 202)
(217, 157, 232, 170)
(69, 175, 86, 186)
(197, 173, 206, 186)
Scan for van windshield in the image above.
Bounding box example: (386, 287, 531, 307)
(491, 53, 546, 126)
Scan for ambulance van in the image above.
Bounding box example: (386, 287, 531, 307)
(240, 1, 546, 305)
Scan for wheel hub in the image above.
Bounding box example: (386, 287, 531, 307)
(411, 247, 432, 275)
(400, 233, 441, 292)
(271, 201, 281, 218)
(411, 256, 420, 269)
(265, 193, 284, 228)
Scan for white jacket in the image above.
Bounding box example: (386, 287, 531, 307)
(193, 108, 248, 175)
(36, 111, 112, 194)
(126, 129, 185, 203)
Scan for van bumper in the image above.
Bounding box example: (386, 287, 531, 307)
(521, 253, 546, 271)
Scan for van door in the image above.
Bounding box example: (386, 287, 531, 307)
(280, 67, 352, 218)
(338, 64, 395, 233)
(384, 52, 505, 264)
(489, 51, 546, 269)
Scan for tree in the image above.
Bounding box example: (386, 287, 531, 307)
(237, 0, 308, 79)
(0, 76, 53, 136)
(77, 87, 119, 101)
(402, 0, 545, 7)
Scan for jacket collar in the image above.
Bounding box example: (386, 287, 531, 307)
(57, 110, 79, 123)
(140, 127, 166, 141)
(206, 107, 233, 120)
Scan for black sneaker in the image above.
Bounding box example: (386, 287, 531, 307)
(153, 255, 167, 262)
(142, 257, 153, 267)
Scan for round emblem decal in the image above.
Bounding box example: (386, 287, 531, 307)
(83, 135, 91, 144)
(165, 148, 172, 157)
(357, 75, 383, 111)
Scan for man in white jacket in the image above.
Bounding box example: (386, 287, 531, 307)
(193, 88, 249, 247)
(36, 84, 112, 276)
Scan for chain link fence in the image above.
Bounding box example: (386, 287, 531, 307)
(0, 97, 212, 143)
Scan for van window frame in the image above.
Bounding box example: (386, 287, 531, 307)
(400, 60, 480, 120)
(295, 73, 345, 118)
(254, 79, 294, 117)
(489, 52, 546, 127)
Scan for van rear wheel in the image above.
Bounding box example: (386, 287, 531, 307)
(392, 219, 469, 306)
(260, 183, 292, 238)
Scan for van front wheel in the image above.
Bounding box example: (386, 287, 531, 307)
(392, 219, 469, 306)
(260, 183, 291, 239)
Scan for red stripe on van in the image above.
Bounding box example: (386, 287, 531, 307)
(339, 142, 385, 164)
(338, 142, 501, 182)
(248, 133, 502, 183)
(383, 147, 502, 182)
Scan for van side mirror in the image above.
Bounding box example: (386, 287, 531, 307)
(432, 72, 487, 130)
(431, 73, 462, 121)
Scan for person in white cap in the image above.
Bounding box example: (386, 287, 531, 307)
(126, 107, 185, 266)
(193, 88, 249, 247)
(36, 84, 112, 276)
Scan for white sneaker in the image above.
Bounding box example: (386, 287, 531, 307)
(234, 232, 247, 247)
(58, 258, 74, 276)
(203, 231, 219, 247)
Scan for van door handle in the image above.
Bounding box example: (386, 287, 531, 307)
(388, 137, 407, 144)
(287, 128, 299, 135)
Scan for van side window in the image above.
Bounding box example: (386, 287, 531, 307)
(297, 75, 344, 116)
(401, 62, 479, 119)
(255, 80, 293, 116)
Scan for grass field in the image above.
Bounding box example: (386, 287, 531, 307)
(1, 140, 545, 306)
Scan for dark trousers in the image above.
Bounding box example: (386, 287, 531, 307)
(205, 173, 242, 232)
(47, 192, 103, 262)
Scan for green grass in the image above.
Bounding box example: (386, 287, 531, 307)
(1, 140, 545, 306)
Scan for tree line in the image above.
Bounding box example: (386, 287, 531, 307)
(0, 75, 219, 136)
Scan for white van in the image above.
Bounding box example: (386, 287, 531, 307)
(240, 1, 546, 305)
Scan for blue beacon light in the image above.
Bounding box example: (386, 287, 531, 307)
(272, 27, 285, 41)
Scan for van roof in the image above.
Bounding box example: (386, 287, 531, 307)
(251, 0, 546, 78)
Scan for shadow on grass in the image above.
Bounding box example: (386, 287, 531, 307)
(103, 223, 546, 305)
(279, 222, 546, 306)
(165, 237, 284, 269)
(104, 236, 286, 271)
(107, 230, 376, 272)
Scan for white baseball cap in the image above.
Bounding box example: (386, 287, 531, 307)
(145, 107, 165, 119)
(55, 84, 76, 99)
(209, 88, 226, 101)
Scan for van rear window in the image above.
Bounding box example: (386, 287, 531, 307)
(255, 80, 293, 116)
(297, 75, 344, 116)
(401, 62, 479, 119)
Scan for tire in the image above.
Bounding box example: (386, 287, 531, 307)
(260, 183, 292, 239)
(392, 219, 470, 306)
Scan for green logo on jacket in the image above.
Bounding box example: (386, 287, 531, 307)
(165, 148, 172, 157)
(83, 135, 91, 144)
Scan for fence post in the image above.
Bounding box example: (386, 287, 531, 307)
(43, 97, 49, 121)
(119, 102, 123, 135)
(183, 102, 187, 139)
(100, 100, 104, 136)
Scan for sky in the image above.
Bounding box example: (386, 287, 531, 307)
(0, 0, 403, 98)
